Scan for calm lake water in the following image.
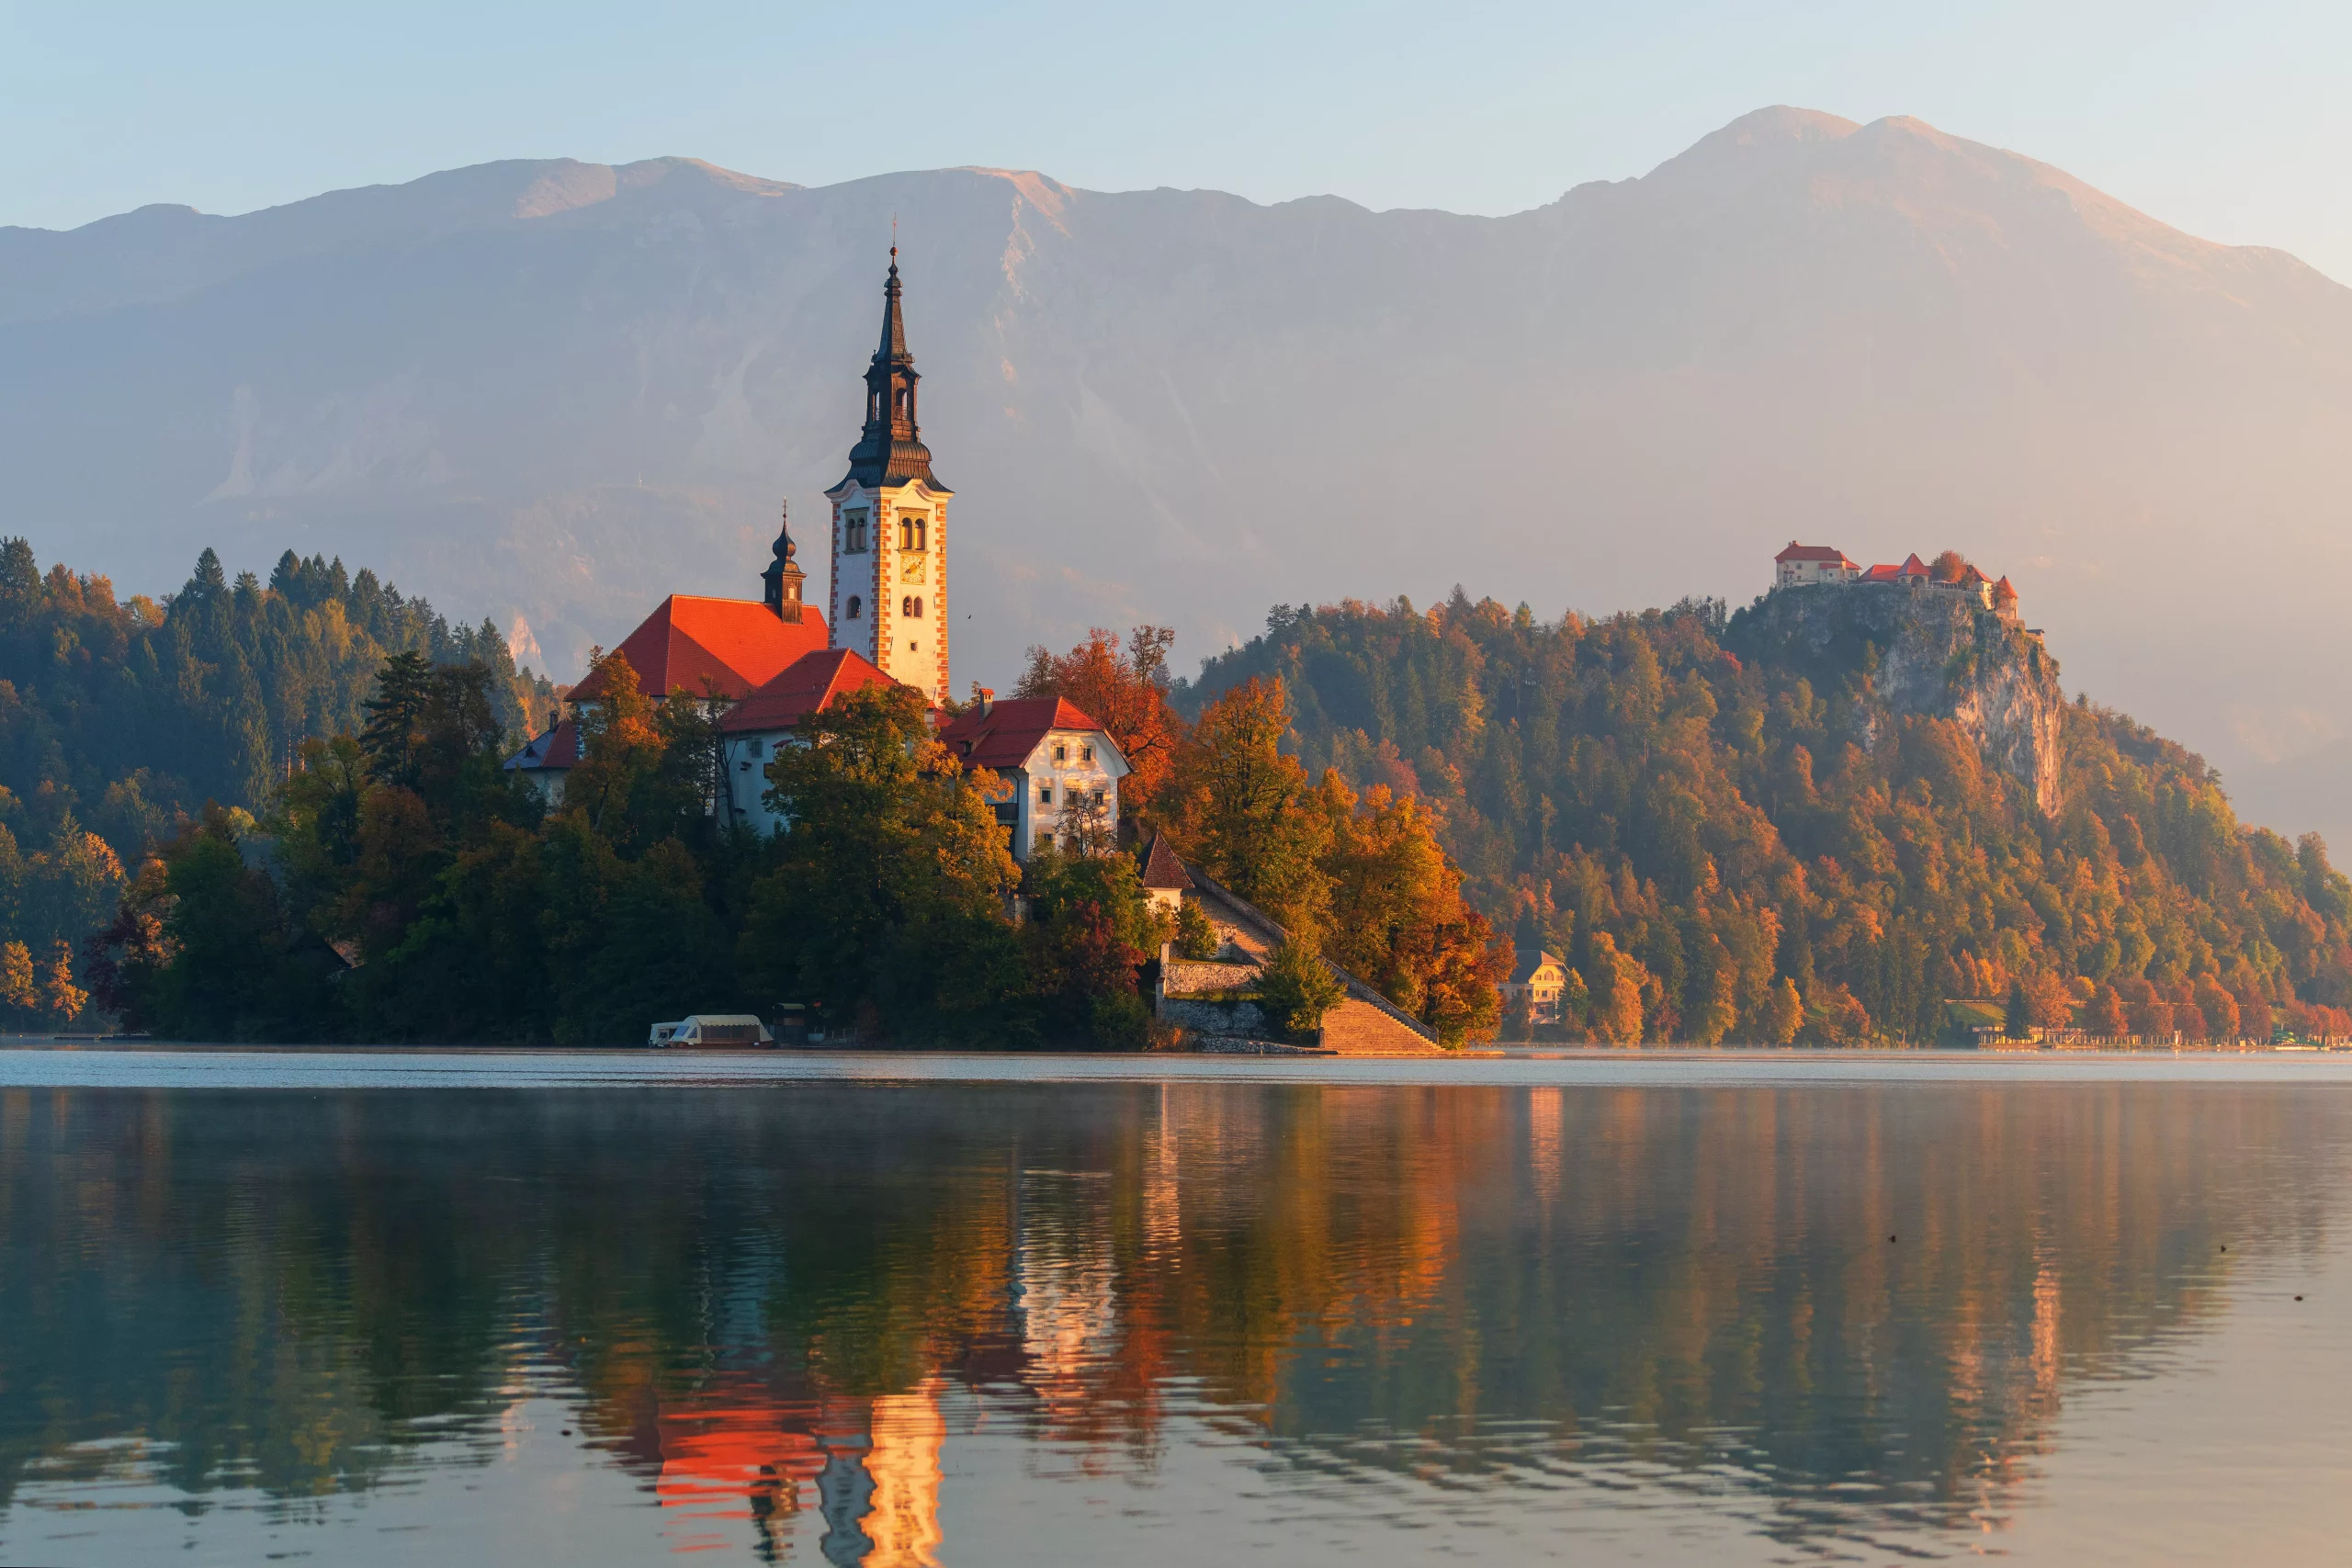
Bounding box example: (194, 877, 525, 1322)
(4, 1053, 2351, 1564)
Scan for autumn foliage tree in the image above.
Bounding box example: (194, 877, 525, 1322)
(1165, 674, 1506, 1043)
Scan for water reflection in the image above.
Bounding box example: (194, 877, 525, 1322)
(0, 1081, 2343, 1564)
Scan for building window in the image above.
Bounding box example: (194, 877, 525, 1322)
(748, 739, 764, 756)
(1053, 742, 1068, 763)
(845, 595, 862, 619)
(899, 514, 927, 552)
(901, 595, 923, 618)
(1038, 784, 1054, 805)
(1080, 744, 1093, 763)
(843, 511, 869, 553)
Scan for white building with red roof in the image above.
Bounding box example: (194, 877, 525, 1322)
(1772, 541, 1861, 587)
(936, 696, 1131, 861)
(715, 648, 901, 831)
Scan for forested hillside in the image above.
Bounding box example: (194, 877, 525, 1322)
(1182, 589, 2352, 1043)
(0, 538, 547, 1025)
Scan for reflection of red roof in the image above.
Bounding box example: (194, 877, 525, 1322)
(937, 697, 1116, 772)
(718, 649, 901, 734)
(503, 716, 581, 772)
(571, 596, 829, 703)
(1774, 540, 1855, 564)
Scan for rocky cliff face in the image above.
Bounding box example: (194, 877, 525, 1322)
(1730, 585, 2066, 815)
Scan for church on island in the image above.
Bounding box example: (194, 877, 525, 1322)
(503, 252, 1130, 861)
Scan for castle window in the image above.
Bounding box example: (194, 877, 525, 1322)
(845, 595, 862, 620)
(843, 511, 869, 553)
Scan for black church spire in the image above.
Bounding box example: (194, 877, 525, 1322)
(841, 247, 944, 490)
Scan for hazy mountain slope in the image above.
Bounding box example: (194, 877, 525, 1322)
(3, 107, 2347, 842)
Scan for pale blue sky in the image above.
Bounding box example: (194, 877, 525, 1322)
(4, 0, 2347, 283)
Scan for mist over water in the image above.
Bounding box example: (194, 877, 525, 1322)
(4, 1077, 2349, 1563)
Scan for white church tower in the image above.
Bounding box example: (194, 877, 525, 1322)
(825, 248, 952, 705)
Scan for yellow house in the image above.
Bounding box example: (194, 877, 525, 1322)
(1503, 948, 1568, 1021)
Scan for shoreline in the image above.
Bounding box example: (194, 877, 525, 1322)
(7, 1043, 2352, 1089)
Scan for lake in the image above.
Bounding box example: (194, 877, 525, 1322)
(4, 1051, 2350, 1564)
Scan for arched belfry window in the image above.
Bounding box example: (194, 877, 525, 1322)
(901, 595, 924, 618)
(845, 595, 863, 620)
(899, 514, 927, 552)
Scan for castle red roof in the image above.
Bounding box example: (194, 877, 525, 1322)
(718, 649, 900, 734)
(1859, 553, 1933, 584)
(1774, 540, 1856, 565)
(937, 697, 1121, 772)
(570, 595, 830, 704)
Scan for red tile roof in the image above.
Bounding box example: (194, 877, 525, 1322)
(1774, 540, 1856, 565)
(503, 716, 581, 772)
(1859, 553, 1933, 584)
(570, 595, 830, 703)
(718, 649, 901, 734)
(936, 696, 1121, 772)
(1138, 831, 1194, 891)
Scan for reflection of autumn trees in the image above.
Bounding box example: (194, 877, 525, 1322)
(0, 1082, 2340, 1555)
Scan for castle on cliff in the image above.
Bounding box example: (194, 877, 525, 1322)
(1773, 541, 2019, 617)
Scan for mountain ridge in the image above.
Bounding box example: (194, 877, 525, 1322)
(3, 107, 2347, 848)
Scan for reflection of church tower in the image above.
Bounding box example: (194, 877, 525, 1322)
(826, 248, 953, 705)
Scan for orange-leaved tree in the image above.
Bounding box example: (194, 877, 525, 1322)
(1316, 773, 1505, 1043)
